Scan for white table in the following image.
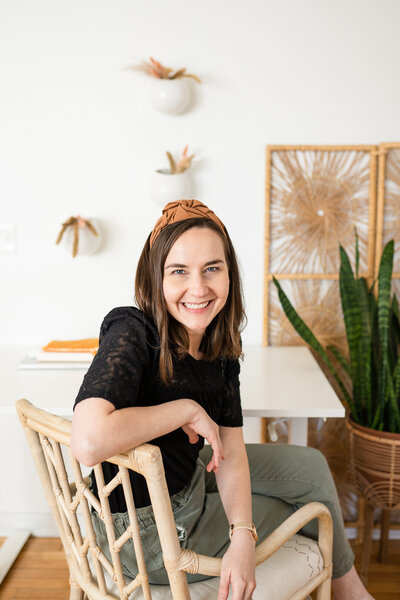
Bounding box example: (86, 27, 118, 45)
(239, 346, 345, 445)
(2, 345, 344, 442)
(0, 344, 344, 539)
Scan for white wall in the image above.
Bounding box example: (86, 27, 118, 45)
(1, 0, 400, 345)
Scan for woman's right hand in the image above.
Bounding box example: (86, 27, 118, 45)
(182, 401, 225, 473)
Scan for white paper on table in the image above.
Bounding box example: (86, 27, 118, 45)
(34, 351, 94, 362)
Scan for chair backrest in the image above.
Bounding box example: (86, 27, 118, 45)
(16, 398, 187, 600)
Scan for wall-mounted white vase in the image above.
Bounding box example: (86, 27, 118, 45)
(59, 218, 102, 257)
(150, 170, 190, 206)
(147, 78, 190, 115)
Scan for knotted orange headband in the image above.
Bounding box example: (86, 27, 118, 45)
(149, 199, 227, 248)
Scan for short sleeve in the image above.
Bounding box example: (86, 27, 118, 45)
(217, 358, 243, 427)
(73, 308, 153, 411)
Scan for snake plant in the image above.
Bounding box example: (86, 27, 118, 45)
(273, 234, 400, 433)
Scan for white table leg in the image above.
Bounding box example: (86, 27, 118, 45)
(288, 418, 308, 446)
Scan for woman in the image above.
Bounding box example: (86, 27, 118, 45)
(72, 200, 373, 600)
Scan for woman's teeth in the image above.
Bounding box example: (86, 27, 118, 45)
(183, 301, 210, 309)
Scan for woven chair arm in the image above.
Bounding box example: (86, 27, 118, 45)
(167, 502, 332, 577)
(254, 502, 332, 568)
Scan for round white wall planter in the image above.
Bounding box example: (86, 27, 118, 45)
(146, 78, 190, 115)
(150, 170, 191, 206)
(58, 218, 101, 257)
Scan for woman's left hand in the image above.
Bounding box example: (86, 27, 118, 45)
(217, 530, 256, 600)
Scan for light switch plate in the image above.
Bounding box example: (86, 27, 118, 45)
(0, 224, 16, 252)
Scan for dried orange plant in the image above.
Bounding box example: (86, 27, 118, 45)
(129, 57, 201, 83)
(165, 145, 194, 174)
(56, 216, 98, 258)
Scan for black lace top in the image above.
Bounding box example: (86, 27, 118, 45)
(73, 307, 243, 511)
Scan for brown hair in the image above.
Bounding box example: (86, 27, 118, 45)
(135, 218, 246, 385)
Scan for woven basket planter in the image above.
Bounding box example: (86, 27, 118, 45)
(346, 417, 400, 510)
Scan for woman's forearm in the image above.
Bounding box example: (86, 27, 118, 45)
(215, 427, 253, 524)
(71, 397, 197, 466)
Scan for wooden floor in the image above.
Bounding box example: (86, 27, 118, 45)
(0, 537, 70, 599)
(1, 536, 399, 599)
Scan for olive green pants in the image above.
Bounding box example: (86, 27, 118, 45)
(92, 444, 354, 584)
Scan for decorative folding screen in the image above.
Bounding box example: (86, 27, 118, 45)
(264, 145, 378, 348)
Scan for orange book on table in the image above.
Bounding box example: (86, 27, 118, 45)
(42, 338, 99, 355)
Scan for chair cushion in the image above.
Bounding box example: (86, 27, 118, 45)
(91, 533, 322, 600)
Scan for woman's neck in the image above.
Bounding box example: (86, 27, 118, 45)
(188, 332, 204, 360)
(189, 348, 205, 360)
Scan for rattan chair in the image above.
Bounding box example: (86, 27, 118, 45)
(16, 399, 333, 600)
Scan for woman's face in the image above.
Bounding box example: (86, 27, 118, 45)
(162, 226, 230, 342)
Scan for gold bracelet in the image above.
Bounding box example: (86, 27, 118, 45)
(229, 521, 258, 541)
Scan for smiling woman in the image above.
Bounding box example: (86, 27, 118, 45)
(71, 200, 372, 600)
